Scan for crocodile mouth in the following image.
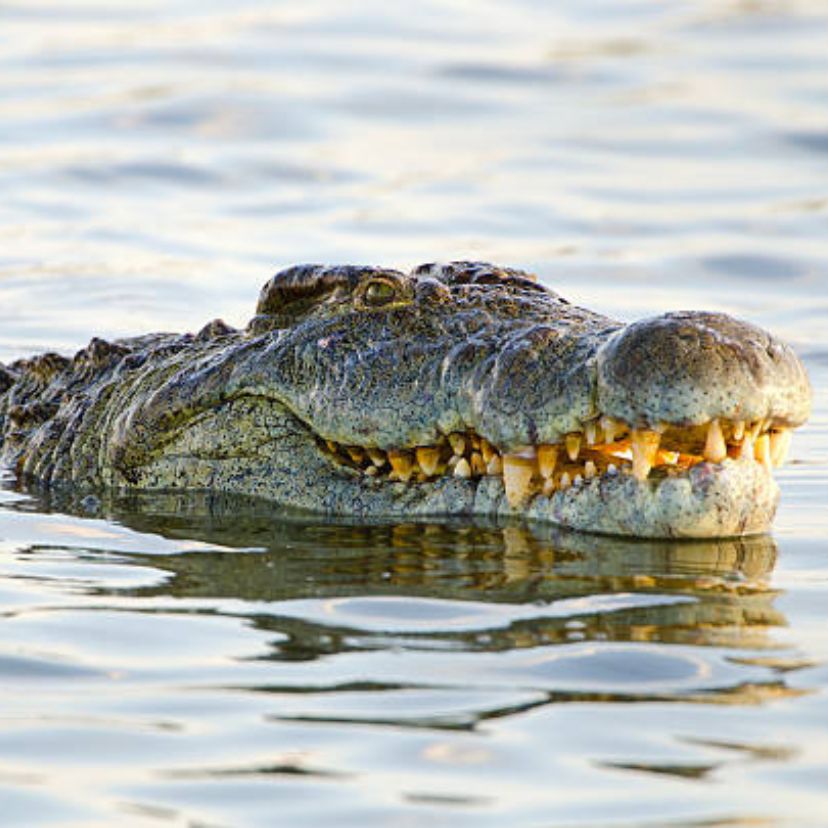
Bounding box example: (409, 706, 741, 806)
(318, 414, 793, 531)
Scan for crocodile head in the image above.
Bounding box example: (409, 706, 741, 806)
(110, 262, 811, 538)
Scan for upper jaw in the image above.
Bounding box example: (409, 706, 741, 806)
(595, 310, 811, 431)
(314, 310, 809, 538)
(305, 310, 810, 452)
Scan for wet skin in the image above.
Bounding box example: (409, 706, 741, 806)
(0, 262, 811, 538)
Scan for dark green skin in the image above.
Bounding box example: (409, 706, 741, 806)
(0, 262, 811, 537)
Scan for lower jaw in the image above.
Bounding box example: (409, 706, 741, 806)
(521, 459, 779, 538)
(130, 447, 779, 538)
(337, 456, 779, 538)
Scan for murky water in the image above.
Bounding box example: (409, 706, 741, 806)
(1, 1, 827, 825)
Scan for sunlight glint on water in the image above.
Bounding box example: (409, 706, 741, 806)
(0, 1, 827, 826)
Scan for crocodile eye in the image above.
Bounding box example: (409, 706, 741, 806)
(362, 279, 398, 307)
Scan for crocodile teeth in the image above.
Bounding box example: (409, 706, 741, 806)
(503, 454, 536, 508)
(346, 446, 365, 464)
(585, 421, 600, 445)
(416, 447, 441, 477)
(326, 413, 793, 497)
(770, 429, 791, 467)
(704, 418, 727, 464)
(486, 455, 503, 475)
(631, 429, 661, 481)
(448, 433, 466, 456)
(388, 450, 414, 482)
(754, 433, 772, 469)
(537, 445, 559, 479)
(600, 415, 624, 444)
(453, 457, 472, 479)
(470, 451, 487, 476)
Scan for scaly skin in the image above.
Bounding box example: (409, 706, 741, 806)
(0, 262, 811, 537)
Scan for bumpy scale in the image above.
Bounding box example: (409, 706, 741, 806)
(0, 261, 811, 538)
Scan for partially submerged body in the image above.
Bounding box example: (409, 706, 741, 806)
(0, 262, 811, 538)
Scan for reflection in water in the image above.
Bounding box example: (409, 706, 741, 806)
(0, 488, 816, 826)
(20, 488, 792, 691)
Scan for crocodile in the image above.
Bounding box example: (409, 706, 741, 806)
(0, 261, 811, 538)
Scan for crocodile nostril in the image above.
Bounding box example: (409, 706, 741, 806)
(595, 311, 811, 429)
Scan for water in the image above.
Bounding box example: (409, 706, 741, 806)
(1, 1, 827, 825)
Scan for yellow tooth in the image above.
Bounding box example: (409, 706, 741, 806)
(486, 455, 503, 476)
(754, 433, 772, 469)
(365, 466, 378, 477)
(703, 419, 727, 464)
(739, 434, 754, 461)
(732, 420, 745, 441)
(585, 421, 599, 445)
(480, 439, 495, 464)
(326, 440, 339, 454)
(537, 445, 559, 479)
(503, 454, 536, 508)
(448, 433, 466, 456)
(454, 457, 472, 479)
(501, 526, 531, 561)
(470, 452, 487, 476)
(542, 477, 556, 497)
(388, 450, 414, 482)
(367, 448, 387, 467)
(770, 429, 791, 467)
(584, 460, 596, 479)
(346, 446, 365, 464)
(573, 473, 583, 487)
(469, 434, 481, 450)
(631, 429, 661, 481)
(600, 415, 624, 445)
(416, 447, 441, 477)
(565, 433, 581, 462)
(559, 471, 571, 490)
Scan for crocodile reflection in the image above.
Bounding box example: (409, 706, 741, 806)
(30, 490, 785, 654)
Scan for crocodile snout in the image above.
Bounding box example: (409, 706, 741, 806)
(595, 311, 811, 429)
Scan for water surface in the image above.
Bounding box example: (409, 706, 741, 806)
(1, 1, 827, 826)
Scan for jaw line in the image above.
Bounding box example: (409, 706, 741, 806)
(318, 437, 780, 538)
(523, 459, 779, 538)
(130, 395, 785, 539)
